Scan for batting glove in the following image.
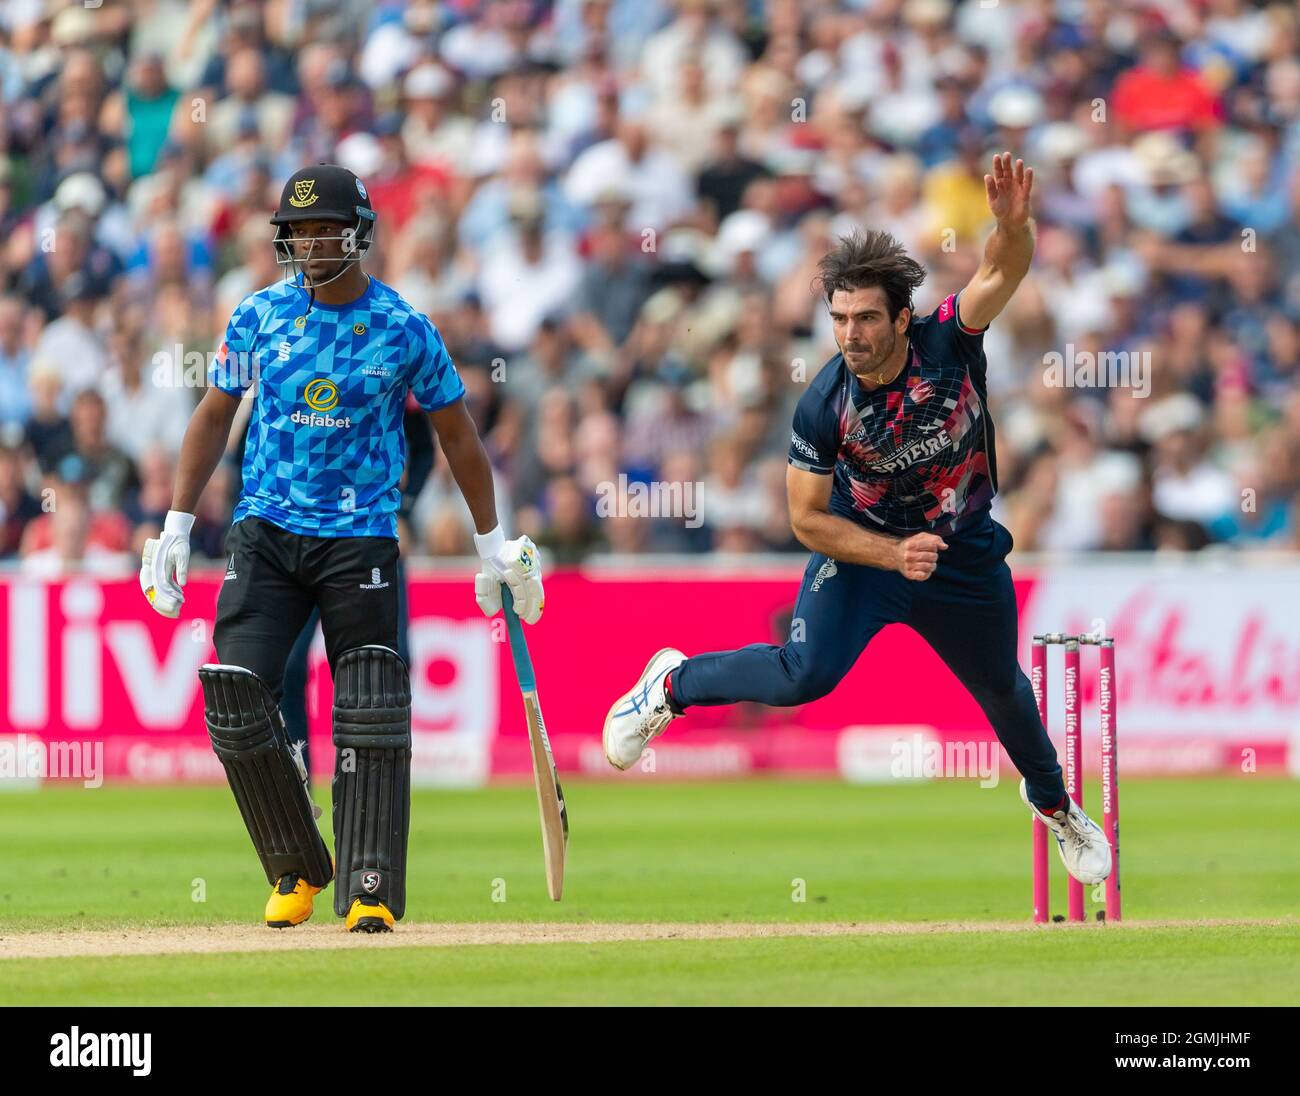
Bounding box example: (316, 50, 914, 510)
(139, 510, 194, 619)
(474, 526, 544, 625)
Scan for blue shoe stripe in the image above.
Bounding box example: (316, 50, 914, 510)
(614, 664, 671, 719)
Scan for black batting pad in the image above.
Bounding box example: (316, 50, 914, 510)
(198, 664, 333, 888)
(331, 646, 412, 919)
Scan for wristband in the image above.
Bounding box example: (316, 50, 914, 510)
(164, 510, 196, 536)
(474, 525, 505, 559)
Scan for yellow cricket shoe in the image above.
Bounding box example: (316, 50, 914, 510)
(265, 872, 326, 929)
(346, 896, 395, 934)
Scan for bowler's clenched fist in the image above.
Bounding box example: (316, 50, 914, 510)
(895, 532, 948, 581)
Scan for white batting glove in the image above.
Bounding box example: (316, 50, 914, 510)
(473, 526, 544, 625)
(139, 510, 194, 619)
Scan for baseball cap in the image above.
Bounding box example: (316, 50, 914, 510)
(404, 63, 453, 100)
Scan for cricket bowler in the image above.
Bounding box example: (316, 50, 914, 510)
(138, 163, 544, 932)
(604, 155, 1111, 889)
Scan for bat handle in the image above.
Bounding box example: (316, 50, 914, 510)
(500, 585, 536, 692)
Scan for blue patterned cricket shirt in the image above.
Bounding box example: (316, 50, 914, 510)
(211, 276, 465, 538)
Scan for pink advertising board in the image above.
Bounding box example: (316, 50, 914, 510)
(0, 562, 1295, 784)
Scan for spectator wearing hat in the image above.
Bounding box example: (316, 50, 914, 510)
(622, 361, 712, 473)
(921, 127, 993, 249)
(290, 57, 370, 167)
(1142, 393, 1237, 537)
(401, 62, 474, 170)
(1032, 123, 1093, 230)
(29, 272, 106, 407)
(647, 55, 731, 177)
(360, 112, 453, 231)
(641, 0, 746, 101)
(917, 75, 975, 168)
(696, 103, 770, 227)
(565, 112, 694, 234)
(1125, 132, 1202, 236)
(459, 129, 581, 254)
(986, 86, 1044, 155)
(558, 69, 622, 164)
(477, 187, 582, 353)
(19, 208, 119, 321)
(35, 170, 137, 266)
(503, 317, 607, 469)
(193, 0, 300, 99)
(1157, 176, 1240, 305)
(204, 111, 274, 194)
(570, 188, 654, 351)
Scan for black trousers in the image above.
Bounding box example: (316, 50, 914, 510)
(280, 559, 411, 772)
(213, 517, 401, 698)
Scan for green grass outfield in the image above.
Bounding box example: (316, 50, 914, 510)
(0, 777, 1296, 1004)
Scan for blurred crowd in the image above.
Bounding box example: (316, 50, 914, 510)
(1, 0, 1299, 575)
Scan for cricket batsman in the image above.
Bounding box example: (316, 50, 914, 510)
(138, 163, 544, 932)
(604, 155, 1111, 889)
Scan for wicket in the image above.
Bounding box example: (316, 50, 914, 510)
(1029, 633, 1121, 923)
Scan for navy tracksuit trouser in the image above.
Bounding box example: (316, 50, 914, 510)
(671, 514, 1066, 809)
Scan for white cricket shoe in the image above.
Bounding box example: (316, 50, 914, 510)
(603, 648, 686, 771)
(1020, 779, 1113, 885)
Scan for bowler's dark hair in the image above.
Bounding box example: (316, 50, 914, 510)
(815, 230, 927, 321)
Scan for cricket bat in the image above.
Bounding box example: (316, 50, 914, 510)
(501, 587, 568, 900)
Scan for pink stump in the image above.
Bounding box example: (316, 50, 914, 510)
(1030, 637, 1049, 923)
(1100, 639, 1121, 921)
(1064, 637, 1084, 921)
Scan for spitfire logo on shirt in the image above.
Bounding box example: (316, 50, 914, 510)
(790, 431, 820, 461)
(864, 429, 955, 474)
